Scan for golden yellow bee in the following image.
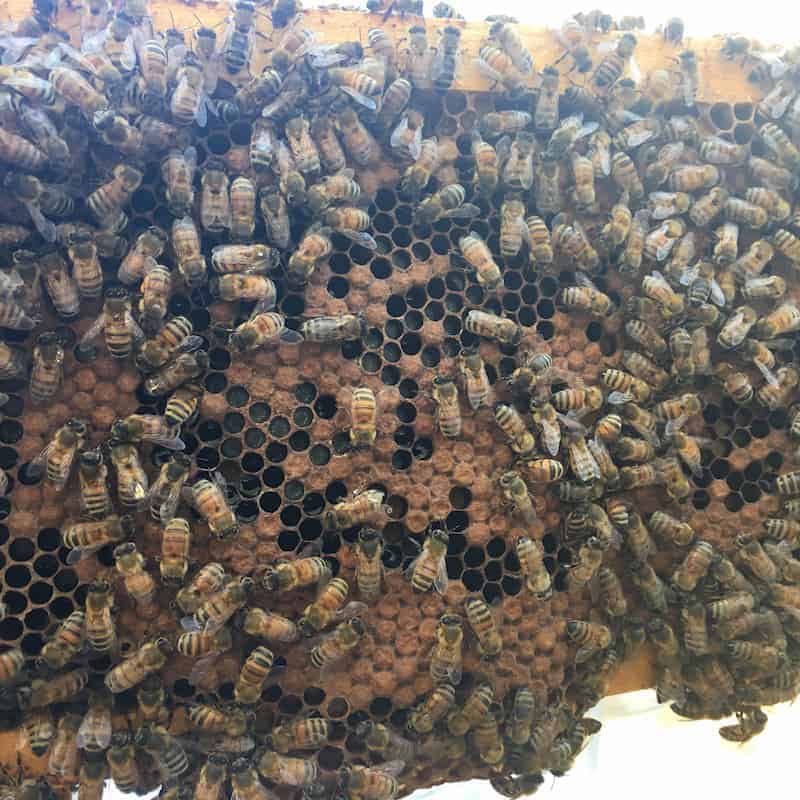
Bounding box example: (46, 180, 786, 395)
(28, 332, 63, 405)
(429, 613, 463, 684)
(309, 617, 365, 672)
(241, 607, 299, 644)
(406, 526, 449, 594)
(105, 638, 171, 693)
(464, 596, 502, 658)
(86, 164, 142, 230)
(186, 473, 239, 540)
(354, 527, 384, 604)
(183, 576, 253, 634)
(298, 577, 366, 636)
(552, 218, 599, 271)
(269, 718, 332, 755)
(137, 316, 199, 372)
(349, 386, 379, 448)
(262, 556, 331, 593)
(33, 418, 87, 491)
(756, 301, 800, 338)
(109, 441, 148, 509)
(39, 610, 85, 670)
(114, 542, 157, 611)
(107, 732, 140, 793)
(337, 107, 379, 168)
(25, 668, 89, 709)
(136, 725, 188, 781)
(211, 244, 279, 275)
(19, 710, 55, 757)
(149, 454, 192, 525)
(47, 712, 81, 778)
(161, 146, 197, 216)
(176, 562, 227, 615)
(409, 683, 456, 735)
(301, 314, 365, 343)
(465, 309, 521, 345)
(138, 263, 172, 335)
(358, 721, 416, 762)
(552, 385, 604, 416)
(758, 366, 799, 410)
(493, 402, 536, 458)
(447, 682, 493, 736)
(159, 517, 191, 585)
(63, 514, 132, 563)
(652, 393, 702, 425)
(171, 216, 207, 288)
(400, 136, 439, 197)
(672, 540, 714, 593)
(688, 186, 728, 228)
(78, 288, 143, 360)
(257, 749, 319, 788)
(176, 627, 232, 658)
(234, 645, 274, 705)
(499, 470, 538, 527)
(324, 488, 386, 530)
(85, 579, 115, 654)
(649, 510, 695, 547)
(560, 282, 613, 316)
(288, 227, 333, 287)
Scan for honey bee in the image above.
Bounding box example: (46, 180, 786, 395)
(358, 721, 416, 762)
(39, 609, 85, 670)
(108, 441, 148, 509)
(742, 275, 786, 301)
(620, 209, 649, 273)
(158, 517, 191, 585)
(33, 418, 87, 491)
(415, 185, 479, 229)
(210, 244, 279, 276)
(262, 557, 331, 592)
(27, 332, 63, 405)
(758, 366, 799, 410)
(161, 147, 196, 217)
(756, 301, 800, 338)
(78, 288, 143, 360)
(354, 527, 384, 604)
(630, 560, 670, 613)
(308, 616, 365, 673)
(228, 176, 257, 242)
(258, 750, 319, 788)
(499, 471, 537, 526)
(399, 135, 438, 198)
(138, 317, 201, 373)
(265, 718, 332, 756)
(595, 566, 627, 618)
(114, 542, 157, 611)
(288, 227, 333, 287)
(736, 534, 780, 583)
(525, 215, 554, 265)
(524, 457, 565, 484)
(105, 638, 172, 693)
(552, 386, 603, 416)
(471, 132, 500, 198)
(552, 218, 599, 270)
(464, 596, 502, 658)
(176, 627, 232, 658)
(431, 25, 461, 92)
(595, 413, 623, 444)
(408, 683, 456, 734)
(233, 645, 274, 705)
(464, 309, 521, 346)
(561, 278, 613, 316)
(493, 402, 536, 458)
(764, 518, 800, 542)
(502, 132, 536, 191)
(171, 53, 209, 127)
(337, 108, 379, 168)
(298, 577, 366, 636)
(184, 473, 238, 540)
(284, 116, 321, 178)
(177, 562, 227, 614)
(427, 613, 463, 684)
(118, 227, 167, 286)
(86, 164, 143, 231)
(653, 392, 702, 428)
(146, 454, 190, 525)
(47, 712, 81, 778)
(183, 577, 252, 633)
(193, 753, 227, 800)
(428, 376, 461, 438)
(19, 711, 55, 757)
(136, 725, 188, 781)
(77, 698, 112, 753)
(405, 525, 449, 594)
(310, 115, 347, 175)
(602, 200, 632, 249)
(719, 710, 768, 744)
(324, 488, 387, 530)
(255, 189, 290, 252)
(700, 136, 749, 166)
(85, 579, 115, 654)
(745, 187, 791, 222)
(648, 510, 694, 548)
(241, 607, 299, 643)
(200, 162, 231, 234)
(144, 350, 208, 396)
(567, 620, 611, 662)
(107, 732, 140, 793)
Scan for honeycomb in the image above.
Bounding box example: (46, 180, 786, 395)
(0, 5, 800, 800)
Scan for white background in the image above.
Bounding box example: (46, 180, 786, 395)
(106, 0, 800, 798)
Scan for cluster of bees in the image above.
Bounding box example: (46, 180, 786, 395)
(0, 0, 799, 796)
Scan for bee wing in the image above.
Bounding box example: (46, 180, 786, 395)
(555, 412, 588, 435)
(664, 414, 688, 436)
(66, 545, 104, 565)
(333, 601, 368, 623)
(188, 654, 218, 686)
(473, 57, 505, 85)
(677, 265, 699, 286)
(308, 45, 347, 68)
(433, 555, 449, 595)
(440, 203, 480, 220)
(494, 135, 511, 162)
(754, 358, 780, 387)
(279, 328, 304, 345)
(0, 36, 38, 64)
(146, 433, 186, 451)
(125, 312, 145, 345)
(180, 614, 202, 632)
(373, 760, 406, 778)
(607, 391, 633, 405)
(628, 55, 642, 83)
(194, 93, 211, 129)
(339, 86, 378, 111)
(341, 230, 377, 250)
(159, 486, 182, 525)
(575, 271, 599, 291)
(709, 279, 726, 307)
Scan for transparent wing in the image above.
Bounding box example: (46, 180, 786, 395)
(159, 485, 182, 524)
(66, 545, 104, 565)
(126, 313, 145, 345)
(389, 116, 409, 149)
(147, 433, 185, 450)
(333, 601, 368, 623)
(24, 203, 56, 242)
(754, 359, 779, 386)
(339, 86, 377, 110)
(373, 760, 406, 778)
(180, 615, 202, 632)
(341, 230, 377, 250)
(433, 555, 449, 595)
(441, 203, 480, 220)
(607, 391, 632, 405)
(279, 328, 304, 344)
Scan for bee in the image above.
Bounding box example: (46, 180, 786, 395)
(144, 351, 209, 396)
(716, 364, 753, 404)
(258, 188, 290, 251)
(648, 510, 694, 548)
(764, 518, 800, 542)
(77, 698, 112, 753)
(568, 536, 606, 589)
(176, 627, 232, 658)
(524, 215, 554, 266)
(355, 527, 383, 604)
(493, 402, 536, 458)
(210, 244, 279, 276)
(358, 721, 416, 762)
(39, 610, 85, 670)
(567, 620, 611, 662)
(170, 52, 208, 126)
(748, 155, 795, 191)
(28, 332, 63, 405)
(719, 710, 768, 744)
(499, 471, 538, 526)
(107, 733, 140, 793)
(756, 302, 800, 338)
(111, 414, 185, 452)
(653, 393, 702, 427)
(444, 682, 493, 737)
(428, 376, 462, 438)
(288, 227, 333, 287)
(109, 441, 148, 509)
(78, 288, 143, 360)
(0, 125, 46, 175)
(85, 580, 115, 654)
(149, 455, 192, 524)
(415, 184, 478, 228)
(428, 613, 463, 684)
(728, 641, 784, 673)
(700, 136, 749, 166)
(524, 458, 565, 483)
(552, 218, 598, 270)
(745, 187, 791, 221)
(324, 488, 386, 530)
(177, 562, 227, 614)
(233, 645, 274, 705)
(619, 463, 660, 491)
(118, 227, 167, 286)
(269, 718, 331, 755)
(136, 725, 188, 780)
(502, 132, 536, 191)
(408, 683, 456, 734)
(596, 566, 627, 618)
(309, 617, 365, 672)
(137, 263, 173, 335)
(249, 118, 278, 172)
(47, 712, 82, 778)
(114, 542, 157, 611)
(406, 525, 449, 594)
(285, 116, 321, 178)
(431, 25, 461, 92)
(138, 316, 200, 372)
(337, 108, 379, 168)
(620, 209, 649, 273)
(552, 386, 603, 416)
(161, 147, 197, 217)
(758, 366, 799, 410)
(736, 534, 779, 583)
(183, 577, 252, 633)
(561, 280, 613, 316)
(200, 162, 231, 234)
(464, 596, 502, 658)
(464, 309, 521, 346)
(681, 602, 710, 656)
(726, 196, 769, 230)
(602, 201, 633, 249)
(159, 518, 191, 585)
(472, 713, 504, 767)
(742, 275, 786, 301)
(262, 557, 330, 592)
(258, 750, 319, 788)
(760, 121, 800, 169)
(531, 64, 559, 133)
(86, 164, 143, 230)
(185, 473, 239, 540)
(33, 418, 87, 491)
(471, 132, 500, 197)
(630, 560, 670, 613)
(193, 753, 228, 800)
(229, 177, 257, 242)
(298, 577, 365, 636)
(595, 413, 623, 444)
(105, 638, 172, 693)
(712, 222, 739, 265)
(20, 710, 55, 757)
(241, 607, 299, 643)
(310, 115, 347, 175)
(763, 540, 800, 582)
